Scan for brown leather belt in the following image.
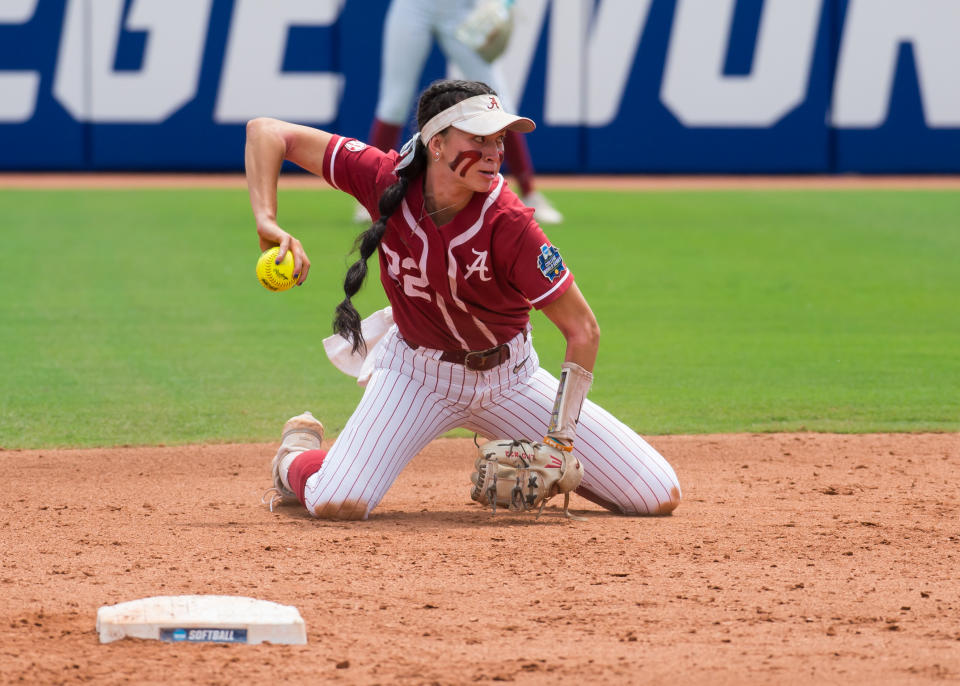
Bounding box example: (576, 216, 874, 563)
(405, 341, 511, 371)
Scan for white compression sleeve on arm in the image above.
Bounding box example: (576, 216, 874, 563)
(545, 361, 593, 447)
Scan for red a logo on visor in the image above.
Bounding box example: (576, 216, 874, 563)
(487, 97, 500, 110)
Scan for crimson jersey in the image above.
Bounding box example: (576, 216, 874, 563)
(321, 135, 573, 351)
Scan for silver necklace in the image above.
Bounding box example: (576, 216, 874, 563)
(418, 197, 459, 225)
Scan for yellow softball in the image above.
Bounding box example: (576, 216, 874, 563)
(256, 247, 297, 292)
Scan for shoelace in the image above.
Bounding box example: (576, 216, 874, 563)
(260, 487, 285, 513)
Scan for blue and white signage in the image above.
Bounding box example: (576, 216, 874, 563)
(1, 0, 957, 172)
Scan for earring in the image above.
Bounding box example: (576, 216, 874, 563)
(434, 151, 440, 161)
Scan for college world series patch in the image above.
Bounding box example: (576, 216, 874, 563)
(537, 244, 566, 282)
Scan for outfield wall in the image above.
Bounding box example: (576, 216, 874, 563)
(1, 0, 958, 173)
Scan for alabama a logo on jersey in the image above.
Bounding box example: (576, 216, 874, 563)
(464, 249, 492, 281)
(537, 244, 565, 282)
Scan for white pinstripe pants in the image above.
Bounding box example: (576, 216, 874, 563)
(304, 328, 682, 519)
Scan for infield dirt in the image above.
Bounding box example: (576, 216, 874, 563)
(2, 432, 958, 685)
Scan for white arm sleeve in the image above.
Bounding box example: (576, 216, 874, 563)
(545, 361, 593, 446)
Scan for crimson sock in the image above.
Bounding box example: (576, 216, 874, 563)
(504, 130, 535, 196)
(287, 449, 328, 505)
(368, 119, 404, 153)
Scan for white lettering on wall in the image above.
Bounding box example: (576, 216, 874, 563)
(3, 0, 958, 140)
(543, 0, 652, 126)
(215, 0, 344, 124)
(831, 0, 960, 128)
(0, 0, 40, 122)
(53, 0, 212, 123)
(584, 0, 653, 126)
(543, 0, 589, 126)
(661, 0, 822, 127)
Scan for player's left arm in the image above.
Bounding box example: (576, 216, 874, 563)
(501, 213, 596, 448)
(538, 284, 598, 450)
(539, 283, 599, 371)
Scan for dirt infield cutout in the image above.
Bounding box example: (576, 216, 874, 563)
(2, 433, 957, 684)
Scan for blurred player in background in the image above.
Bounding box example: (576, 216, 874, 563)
(355, 0, 563, 225)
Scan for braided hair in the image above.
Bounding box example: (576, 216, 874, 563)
(333, 79, 498, 354)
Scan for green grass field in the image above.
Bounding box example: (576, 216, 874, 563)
(1, 187, 957, 449)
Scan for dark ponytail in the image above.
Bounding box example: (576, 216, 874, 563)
(334, 147, 426, 354)
(333, 79, 498, 354)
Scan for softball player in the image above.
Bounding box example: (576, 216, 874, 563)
(359, 0, 563, 224)
(245, 79, 681, 520)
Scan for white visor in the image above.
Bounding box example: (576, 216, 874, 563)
(420, 94, 535, 144)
